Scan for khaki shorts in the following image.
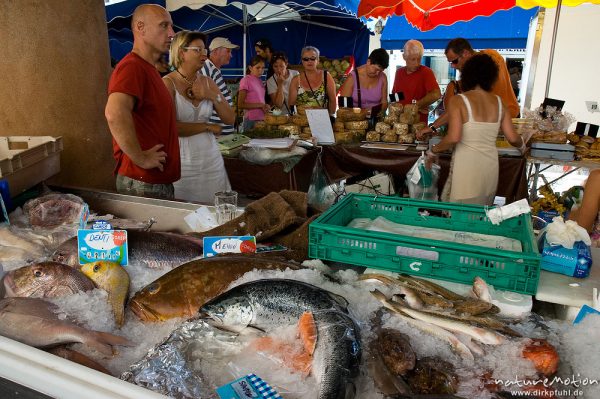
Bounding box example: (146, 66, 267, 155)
(116, 175, 174, 200)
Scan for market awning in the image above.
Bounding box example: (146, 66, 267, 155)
(381, 7, 538, 50)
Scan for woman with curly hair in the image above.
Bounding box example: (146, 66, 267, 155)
(427, 53, 525, 205)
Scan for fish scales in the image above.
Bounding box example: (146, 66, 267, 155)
(201, 279, 361, 399)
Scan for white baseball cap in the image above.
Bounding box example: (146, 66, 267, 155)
(209, 37, 240, 51)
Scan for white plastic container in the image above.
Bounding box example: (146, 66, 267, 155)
(0, 136, 63, 196)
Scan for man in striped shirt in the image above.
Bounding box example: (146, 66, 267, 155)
(200, 37, 239, 135)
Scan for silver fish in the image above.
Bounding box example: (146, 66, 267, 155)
(0, 297, 131, 355)
(52, 230, 203, 269)
(200, 279, 361, 399)
(472, 276, 492, 303)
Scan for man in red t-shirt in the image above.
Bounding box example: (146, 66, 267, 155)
(105, 4, 179, 199)
(392, 40, 441, 123)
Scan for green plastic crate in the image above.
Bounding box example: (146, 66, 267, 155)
(309, 193, 541, 296)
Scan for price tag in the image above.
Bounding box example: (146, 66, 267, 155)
(203, 236, 256, 258)
(77, 229, 128, 265)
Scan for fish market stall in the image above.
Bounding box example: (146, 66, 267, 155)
(1, 188, 599, 399)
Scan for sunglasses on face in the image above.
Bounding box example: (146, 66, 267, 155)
(450, 55, 460, 65)
(184, 46, 207, 55)
(302, 57, 317, 62)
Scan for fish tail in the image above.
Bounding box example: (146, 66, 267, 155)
(86, 331, 133, 356)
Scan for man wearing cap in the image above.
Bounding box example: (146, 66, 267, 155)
(200, 37, 239, 135)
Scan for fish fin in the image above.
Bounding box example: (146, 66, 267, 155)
(327, 291, 349, 309)
(85, 331, 133, 356)
(298, 311, 317, 356)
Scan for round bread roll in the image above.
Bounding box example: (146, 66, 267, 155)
(383, 115, 397, 125)
(366, 131, 381, 142)
(290, 114, 309, 127)
(279, 124, 301, 135)
(398, 113, 414, 124)
(398, 134, 415, 144)
(375, 122, 391, 134)
(403, 103, 418, 115)
(382, 132, 397, 143)
(345, 120, 369, 130)
(334, 131, 354, 144)
(264, 114, 289, 125)
(581, 135, 595, 145)
(348, 130, 366, 141)
(393, 122, 409, 135)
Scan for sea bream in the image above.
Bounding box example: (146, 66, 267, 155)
(52, 230, 204, 269)
(2, 262, 95, 298)
(129, 255, 299, 322)
(200, 279, 361, 399)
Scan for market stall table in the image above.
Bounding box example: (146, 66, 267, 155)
(321, 144, 529, 203)
(223, 148, 319, 198)
(527, 156, 600, 199)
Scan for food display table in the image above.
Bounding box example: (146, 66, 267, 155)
(526, 156, 600, 199)
(321, 144, 529, 203)
(223, 149, 319, 198)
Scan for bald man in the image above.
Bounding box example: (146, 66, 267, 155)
(105, 4, 180, 199)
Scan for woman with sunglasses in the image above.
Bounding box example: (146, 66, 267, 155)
(288, 46, 337, 117)
(266, 52, 299, 115)
(162, 31, 235, 203)
(339, 48, 389, 113)
(392, 40, 441, 123)
(426, 54, 525, 205)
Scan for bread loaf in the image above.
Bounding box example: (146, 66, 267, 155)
(333, 121, 345, 132)
(382, 132, 397, 143)
(345, 120, 369, 130)
(398, 113, 414, 124)
(334, 131, 354, 144)
(403, 103, 418, 115)
(397, 134, 415, 144)
(388, 102, 403, 116)
(290, 114, 309, 127)
(337, 107, 368, 122)
(411, 122, 426, 134)
(375, 122, 391, 134)
(393, 123, 409, 135)
(264, 114, 289, 125)
(303, 126, 312, 134)
(366, 131, 381, 142)
(383, 115, 397, 125)
(279, 124, 301, 135)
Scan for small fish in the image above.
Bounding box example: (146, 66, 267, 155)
(0, 297, 131, 355)
(80, 261, 130, 327)
(397, 274, 464, 301)
(2, 262, 95, 298)
(47, 346, 111, 374)
(370, 290, 474, 362)
(471, 276, 492, 303)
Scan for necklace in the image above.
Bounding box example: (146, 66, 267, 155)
(176, 69, 196, 99)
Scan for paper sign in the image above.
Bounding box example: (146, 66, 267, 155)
(585, 101, 599, 113)
(77, 229, 128, 265)
(575, 122, 599, 138)
(203, 235, 256, 257)
(305, 109, 335, 144)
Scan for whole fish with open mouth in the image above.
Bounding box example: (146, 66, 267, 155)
(3, 262, 95, 298)
(80, 261, 130, 327)
(52, 230, 203, 269)
(129, 255, 299, 322)
(199, 279, 361, 399)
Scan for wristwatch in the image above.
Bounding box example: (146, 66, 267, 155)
(428, 123, 438, 134)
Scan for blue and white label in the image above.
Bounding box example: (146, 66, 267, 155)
(203, 236, 256, 258)
(216, 374, 280, 399)
(92, 220, 112, 230)
(77, 229, 128, 265)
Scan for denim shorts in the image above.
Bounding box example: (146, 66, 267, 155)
(116, 175, 174, 200)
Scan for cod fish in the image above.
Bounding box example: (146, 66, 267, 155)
(0, 297, 131, 355)
(200, 279, 361, 399)
(3, 262, 95, 298)
(52, 230, 204, 269)
(80, 261, 130, 327)
(129, 255, 298, 322)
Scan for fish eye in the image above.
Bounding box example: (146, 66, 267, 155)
(147, 283, 160, 294)
(33, 269, 43, 277)
(218, 306, 225, 313)
(93, 264, 100, 272)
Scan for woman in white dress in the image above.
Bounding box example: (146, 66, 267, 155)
(427, 53, 525, 205)
(162, 31, 235, 203)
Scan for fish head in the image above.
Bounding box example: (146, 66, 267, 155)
(129, 280, 180, 322)
(199, 293, 254, 333)
(3, 263, 57, 297)
(80, 261, 112, 281)
(51, 239, 78, 266)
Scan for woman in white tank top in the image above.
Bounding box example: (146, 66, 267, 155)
(427, 54, 525, 205)
(162, 31, 235, 204)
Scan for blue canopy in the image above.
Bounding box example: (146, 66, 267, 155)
(106, 0, 370, 72)
(381, 7, 538, 50)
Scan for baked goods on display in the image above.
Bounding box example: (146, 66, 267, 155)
(521, 106, 576, 144)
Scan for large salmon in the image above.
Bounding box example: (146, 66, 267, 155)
(200, 279, 361, 399)
(129, 255, 298, 322)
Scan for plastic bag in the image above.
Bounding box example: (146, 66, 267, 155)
(307, 152, 341, 211)
(406, 153, 440, 200)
